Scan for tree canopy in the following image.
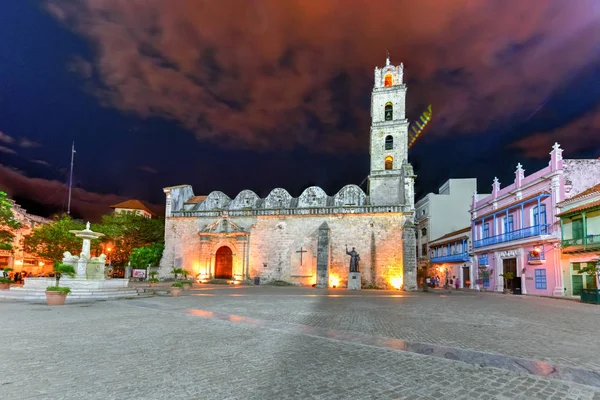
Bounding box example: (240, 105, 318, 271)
(129, 243, 164, 269)
(0, 191, 21, 251)
(23, 214, 84, 262)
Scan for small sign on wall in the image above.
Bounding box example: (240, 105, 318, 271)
(132, 269, 147, 278)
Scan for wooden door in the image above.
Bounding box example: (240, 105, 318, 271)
(214, 247, 233, 279)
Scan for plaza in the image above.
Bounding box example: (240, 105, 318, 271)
(2, 286, 600, 399)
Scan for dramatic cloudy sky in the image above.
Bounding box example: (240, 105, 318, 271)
(1, 1, 599, 220)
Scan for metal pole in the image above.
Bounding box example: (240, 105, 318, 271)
(67, 142, 75, 215)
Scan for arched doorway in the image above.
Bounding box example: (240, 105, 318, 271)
(214, 246, 233, 279)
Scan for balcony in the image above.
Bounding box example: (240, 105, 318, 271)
(478, 255, 489, 266)
(562, 234, 600, 252)
(430, 252, 470, 264)
(473, 224, 550, 249)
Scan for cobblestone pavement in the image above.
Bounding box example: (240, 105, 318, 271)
(1, 286, 600, 400)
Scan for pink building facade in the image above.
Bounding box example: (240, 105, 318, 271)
(470, 143, 600, 297)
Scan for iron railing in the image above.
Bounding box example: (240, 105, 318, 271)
(473, 224, 549, 248)
(430, 252, 470, 264)
(562, 234, 600, 250)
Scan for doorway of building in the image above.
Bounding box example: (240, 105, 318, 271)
(214, 246, 233, 279)
(462, 266, 470, 288)
(502, 258, 517, 292)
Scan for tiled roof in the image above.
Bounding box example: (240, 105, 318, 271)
(475, 192, 548, 220)
(185, 196, 208, 204)
(556, 199, 600, 217)
(559, 183, 600, 205)
(109, 199, 154, 215)
(430, 227, 471, 244)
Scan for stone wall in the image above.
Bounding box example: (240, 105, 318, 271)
(563, 159, 600, 199)
(159, 212, 417, 290)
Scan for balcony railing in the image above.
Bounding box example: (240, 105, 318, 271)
(473, 224, 549, 248)
(430, 252, 470, 264)
(478, 255, 489, 266)
(562, 234, 600, 251)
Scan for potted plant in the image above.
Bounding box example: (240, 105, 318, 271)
(170, 281, 184, 297)
(500, 272, 515, 294)
(45, 263, 76, 306)
(0, 277, 11, 290)
(148, 271, 159, 287)
(182, 280, 193, 291)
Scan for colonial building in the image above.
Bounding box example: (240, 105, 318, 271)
(415, 178, 484, 268)
(557, 182, 600, 297)
(428, 227, 473, 288)
(470, 143, 600, 296)
(110, 199, 155, 219)
(158, 56, 418, 290)
(0, 200, 51, 275)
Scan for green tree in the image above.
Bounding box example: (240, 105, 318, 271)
(0, 191, 21, 251)
(579, 259, 600, 288)
(24, 214, 84, 262)
(129, 243, 164, 269)
(95, 213, 164, 266)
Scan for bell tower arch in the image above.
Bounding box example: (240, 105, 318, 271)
(368, 55, 412, 206)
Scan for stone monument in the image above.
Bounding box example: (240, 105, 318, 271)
(7, 222, 137, 302)
(346, 245, 361, 290)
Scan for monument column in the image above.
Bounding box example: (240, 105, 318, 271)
(402, 219, 418, 291)
(315, 222, 330, 289)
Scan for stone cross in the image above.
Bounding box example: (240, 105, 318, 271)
(296, 247, 307, 266)
(552, 142, 561, 152)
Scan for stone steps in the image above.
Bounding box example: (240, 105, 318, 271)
(0, 287, 140, 302)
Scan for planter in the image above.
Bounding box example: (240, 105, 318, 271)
(581, 289, 600, 305)
(503, 289, 511, 294)
(170, 287, 183, 297)
(183, 283, 193, 291)
(0, 282, 10, 290)
(45, 291, 68, 306)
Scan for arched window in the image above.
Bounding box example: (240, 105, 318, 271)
(385, 156, 393, 170)
(384, 102, 393, 121)
(384, 74, 393, 87)
(385, 135, 393, 150)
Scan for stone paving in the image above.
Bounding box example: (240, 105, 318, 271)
(1, 286, 600, 399)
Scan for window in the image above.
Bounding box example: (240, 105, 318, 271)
(572, 219, 584, 240)
(384, 103, 393, 121)
(504, 215, 514, 233)
(385, 156, 393, 170)
(533, 204, 547, 227)
(421, 243, 427, 257)
(421, 228, 427, 237)
(572, 262, 581, 271)
(483, 223, 490, 238)
(384, 74, 393, 87)
(534, 269, 547, 290)
(385, 135, 393, 150)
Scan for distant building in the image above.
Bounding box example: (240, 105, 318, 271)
(110, 199, 155, 219)
(557, 182, 600, 297)
(470, 143, 600, 296)
(0, 200, 51, 274)
(415, 179, 485, 269)
(428, 227, 473, 288)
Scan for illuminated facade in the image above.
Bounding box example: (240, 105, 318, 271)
(0, 200, 51, 275)
(159, 56, 418, 290)
(470, 143, 600, 296)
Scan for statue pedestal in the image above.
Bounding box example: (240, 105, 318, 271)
(348, 272, 361, 290)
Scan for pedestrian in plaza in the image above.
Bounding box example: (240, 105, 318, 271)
(455, 277, 461, 290)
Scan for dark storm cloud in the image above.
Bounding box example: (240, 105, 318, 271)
(0, 164, 162, 221)
(45, 0, 600, 153)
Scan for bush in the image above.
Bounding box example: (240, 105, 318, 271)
(46, 286, 71, 294)
(148, 278, 159, 283)
(182, 280, 193, 286)
(0, 277, 12, 283)
(171, 282, 184, 288)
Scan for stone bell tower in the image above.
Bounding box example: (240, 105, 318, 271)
(368, 55, 413, 207)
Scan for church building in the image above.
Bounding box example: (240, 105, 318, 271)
(159, 57, 418, 290)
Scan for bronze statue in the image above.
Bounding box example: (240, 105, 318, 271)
(346, 245, 360, 273)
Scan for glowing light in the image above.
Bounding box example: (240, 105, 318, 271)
(107, 247, 112, 252)
(38, 261, 44, 267)
(330, 275, 340, 288)
(384, 74, 393, 87)
(390, 277, 402, 290)
(408, 105, 432, 149)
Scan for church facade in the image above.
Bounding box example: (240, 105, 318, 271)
(159, 57, 418, 290)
